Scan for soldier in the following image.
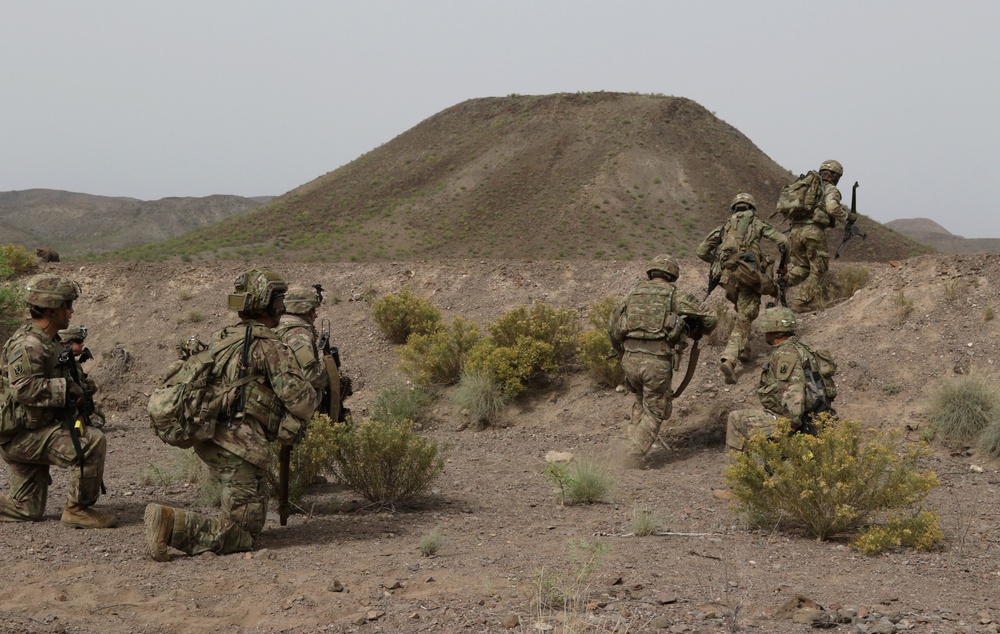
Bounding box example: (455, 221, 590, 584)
(697, 193, 790, 384)
(57, 324, 103, 427)
(0, 274, 116, 528)
(725, 306, 837, 453)
(273, 285, 327, 404)
(609, 255, 717, 462)
(144, 268, 316, 561)
(786, 160, 857, 313)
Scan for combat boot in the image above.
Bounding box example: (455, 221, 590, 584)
(61, 503, 117, 529)
(144, 503, 176, 562)
(720, 359, 737, 385)
(738, 347, 753, 363)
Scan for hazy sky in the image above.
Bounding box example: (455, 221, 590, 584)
(2, 1, 997, 238)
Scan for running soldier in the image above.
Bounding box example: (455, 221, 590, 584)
(609, 255, 717, 462)
(697, 193, 789, 384)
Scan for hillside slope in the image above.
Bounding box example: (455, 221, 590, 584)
(888, 217, 1000, 254)
(114, 93, 930, 263)
(0, 189, 270, 256)
(0, 254, 995, 633)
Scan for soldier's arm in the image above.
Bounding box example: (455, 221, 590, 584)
(758, 221, 790, 253)
(259, 340, 317, 423)
(823, 184, 848, 222)
(695, 226, 723, 263)
(7, 338, 68, 407)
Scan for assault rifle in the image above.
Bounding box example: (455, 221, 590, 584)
(317, 318, 352, 423)
(58, 346, 103, 496)
(834, 182, 866, 259)
(799, 361, 836, 436)
(775, 248, 789, 308)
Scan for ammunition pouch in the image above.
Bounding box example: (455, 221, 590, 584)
(241, 379, 284, 441)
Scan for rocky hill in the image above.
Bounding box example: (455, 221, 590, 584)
(114, 93, 931, 263)
(888, 217, 1000, 254)
(0, 189, 270, 256)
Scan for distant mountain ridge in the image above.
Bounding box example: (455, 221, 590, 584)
(886, 218, 1000, 254)
(0, 189, 270, 256)
(111, 92, 930, 263)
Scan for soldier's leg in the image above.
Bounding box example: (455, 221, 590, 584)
(628, 356, 673, 457)
(726, 409, 777, 454)
(170, 444, 266, 556)
(790, 226, 829, 310)
(785, 227, 810, 287)
(0, 457, 50, 521)
(723, 288, 761, 364)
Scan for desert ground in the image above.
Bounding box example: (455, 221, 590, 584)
(1, 254, 999, 634)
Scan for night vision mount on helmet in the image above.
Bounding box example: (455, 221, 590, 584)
(228, 268, 287, 314)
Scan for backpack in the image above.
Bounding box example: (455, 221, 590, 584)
(147, 327, 263, 448)
(715, 210, 768, 291)
(775, 171, 824, 220)
(797, 342, 838, 405)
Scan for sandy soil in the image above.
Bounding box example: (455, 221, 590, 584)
(1, 254, 999, 634)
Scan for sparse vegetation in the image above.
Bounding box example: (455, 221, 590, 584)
(826, 264, 870, 302)
(175, 309, 206, 324)
(267, 413, 345, 507)
(487, 303, 581, 367)
(371, 289, 442, 343)
(371, 384, 435, 426)
(453, 370, 510, 428)
(928, 374, 1000, 443)
(577, 296, 625, 387)
(398, 316, 480, 385)
(419, 528, 444, 556)
(725, 415, 941, 543)
(0, 250, 25, 343)
(943, 278, 965, 301)
(534, 540, 611, 611)
(630, 505, 664, 537)
(142, 448, 221, 507)
(892, 289, 914, 324)
(0, 244, 37, 275)
(328, 419, 446, 509)
(543, 457, 611, 505)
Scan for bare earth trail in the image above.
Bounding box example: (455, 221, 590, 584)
(1, 255, 999, 634)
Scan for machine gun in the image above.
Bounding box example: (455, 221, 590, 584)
(834, 182, 866, 259)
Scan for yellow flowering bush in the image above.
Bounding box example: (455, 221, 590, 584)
(398, 316, 481, 385)
(724, 415, 941, 547)
(371, 289, 442, 343)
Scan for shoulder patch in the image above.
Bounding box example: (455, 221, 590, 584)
(773, 350, 799, 382)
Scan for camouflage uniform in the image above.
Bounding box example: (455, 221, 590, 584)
(610, 257, 717, 459)
(145, 269, 316, 560)
(0, 275, 115, 528)
(726, 308, 830, 452)
(275, 313, 326, 402)
(696, 194, 789, 374)
(786, 161, 855, 311)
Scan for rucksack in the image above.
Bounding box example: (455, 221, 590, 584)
(147, 327, 262, 448)
(775, 171, 824, 220)
(797, 342, 837, 405)
(715, 210, 768, 291)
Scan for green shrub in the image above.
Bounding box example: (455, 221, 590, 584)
(978, 416, 1000, 459)
(371, 289, 442, 343)
(328, 419, 446, 509)
(371, 384, 435, 425)
(543, 457, 611, 505)
(724, 416, 940, 541)
(0, 252, 24, 343)
(488, 303, 581, 366)
(398, 316, 481, 385)
(852, 511, 944, 555)
(0, 244, 37, 275)
(631, 505, 664, 537)
(534, 540, 611, 611)
(585, 296, 620, 330)
(928, 375, 1000, 443)
(826, 264, 870, 303)
(267, 414, 344, 507)
(466, 336, 558, 398)
(419, 528, 444, 556)
(577, 328, 624, 388)
(892, 290, 914, 324)
(453, 371, 509, 427)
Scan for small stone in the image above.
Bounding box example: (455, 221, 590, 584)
(366, 610, 385, 621)
(650, 615, 672, 628)
(792, 608, 825, 624)
(328, 580, 344, 592)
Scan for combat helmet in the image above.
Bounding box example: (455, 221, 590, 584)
(759, 307, 797, 335)
(283, 285, 322, 315)
(58, 325, 88, 343)
(819, 160, 844, 176)
(24, 273, 80, 309)
(731, 192, 756, 211)
(228, 268, 287, 314)
(647, 254, 680, 281)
